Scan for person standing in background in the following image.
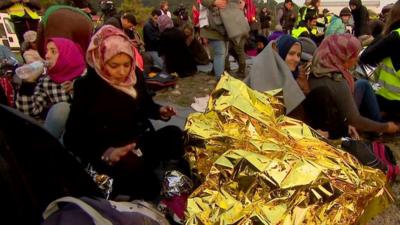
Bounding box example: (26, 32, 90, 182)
(349, 0, 370, 37)
(276, 0, 297, 34)
(259, 7, 272, 36)
(160, 1, 172, 18)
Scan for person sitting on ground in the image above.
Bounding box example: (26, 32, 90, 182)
(143, 9, 164, 70)
(103, 12, 137, 39)
(16, 38, 86, 138)
(63, 26, 187, 200)
(325, 7, 352, 37)
(255, 35, 269, 54)
(268, 24, 285, 42)
(157, 15, 197, 77)
(183, 24, 209, 65)
(292, 13, 323, 45)
(21, 30, 44, 64)
(309, 34, 399, 135)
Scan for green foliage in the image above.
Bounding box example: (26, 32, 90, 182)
(118, 0, 152, 25)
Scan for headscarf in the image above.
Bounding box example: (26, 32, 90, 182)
(276, 35, 301, 77)
(86, 25, 137, 99)
(157, 14, 174, 33)
(276, 35, 301, 60)
(47, 38, 86, 84)
(311, 34, 361, 92)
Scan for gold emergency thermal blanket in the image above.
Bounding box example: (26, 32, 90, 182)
(184, 74, 393, 225)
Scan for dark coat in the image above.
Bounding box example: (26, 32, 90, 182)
(63, 67, 161, 168)
(0, 105, 101, 225)
(360, 22, 400, 70)
(143, 18, 160, 52)
(159, 27, 197, 77)
(0, 0, 41, 11)
(350, 0, 370, 37)
(259, 11, 271, 29)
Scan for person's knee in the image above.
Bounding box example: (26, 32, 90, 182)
(355, 79, 371, 91)
(48, 102, 70, 119)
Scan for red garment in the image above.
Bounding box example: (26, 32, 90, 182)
(0, 77, 14, 107)
(245, 0, 257, 23)
(192, 6, 199, 26)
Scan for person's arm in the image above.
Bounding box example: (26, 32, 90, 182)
(15, 76, 52, 118)
(134, 68, 162, 120)
(360, 32, 399, 66)
(334, 80, 389, 133)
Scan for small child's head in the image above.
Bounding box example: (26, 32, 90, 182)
(23, 30, 38, 50)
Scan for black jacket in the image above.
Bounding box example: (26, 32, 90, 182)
(350, 0, 370, 37)
(360, 23, 400, 71)
(143, 18, 160, 52)
(0, 0, 41, 11)
(63, 67, 161, 167)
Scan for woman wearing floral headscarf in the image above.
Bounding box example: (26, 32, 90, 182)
(63, 25, 186, 200)
(309, 34, 399, 134)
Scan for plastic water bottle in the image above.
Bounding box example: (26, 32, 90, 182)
(16, 61, 45, 81)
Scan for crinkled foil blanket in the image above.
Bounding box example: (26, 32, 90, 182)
(184, 74, 394, 225)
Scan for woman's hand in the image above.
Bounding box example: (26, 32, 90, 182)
(160, 105, 176, 120)
(348, 125, 360, 140)
(101, 143, 137, 166)
(62, 80, 74, 94)
(386, 122, 399, 133)
(214, 0, 227, 9)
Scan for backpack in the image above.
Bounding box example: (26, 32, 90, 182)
(341, 139, 399, 182)
(144, 70, 177, 91)
(42, 196, 170, 225)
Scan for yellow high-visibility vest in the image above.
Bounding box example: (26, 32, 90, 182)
(376, 28, 400, 101)
(292, 26, 309, 38)
(8, 3, 39, 19)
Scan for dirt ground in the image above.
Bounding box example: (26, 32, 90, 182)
(154, 72, 400, 225)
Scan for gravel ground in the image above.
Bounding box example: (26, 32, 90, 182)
(154, 72, 400, 224)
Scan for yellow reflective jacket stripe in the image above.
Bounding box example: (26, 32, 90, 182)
(8, 3, 39, 19)
(292, 27, 308, 38)
(376, 28, 400, 100)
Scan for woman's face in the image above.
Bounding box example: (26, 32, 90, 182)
(45, 41, 59, 69)
(285, 43, 301, 72)
(105, 53, 132, 84)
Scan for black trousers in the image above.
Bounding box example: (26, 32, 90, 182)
(108, 125, 186, 200)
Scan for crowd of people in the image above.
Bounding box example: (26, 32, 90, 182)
(0, 0, 400, 223)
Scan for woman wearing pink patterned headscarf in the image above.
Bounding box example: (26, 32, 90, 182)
(64, 25, 187, 200)
(309, 34, 399, 134)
